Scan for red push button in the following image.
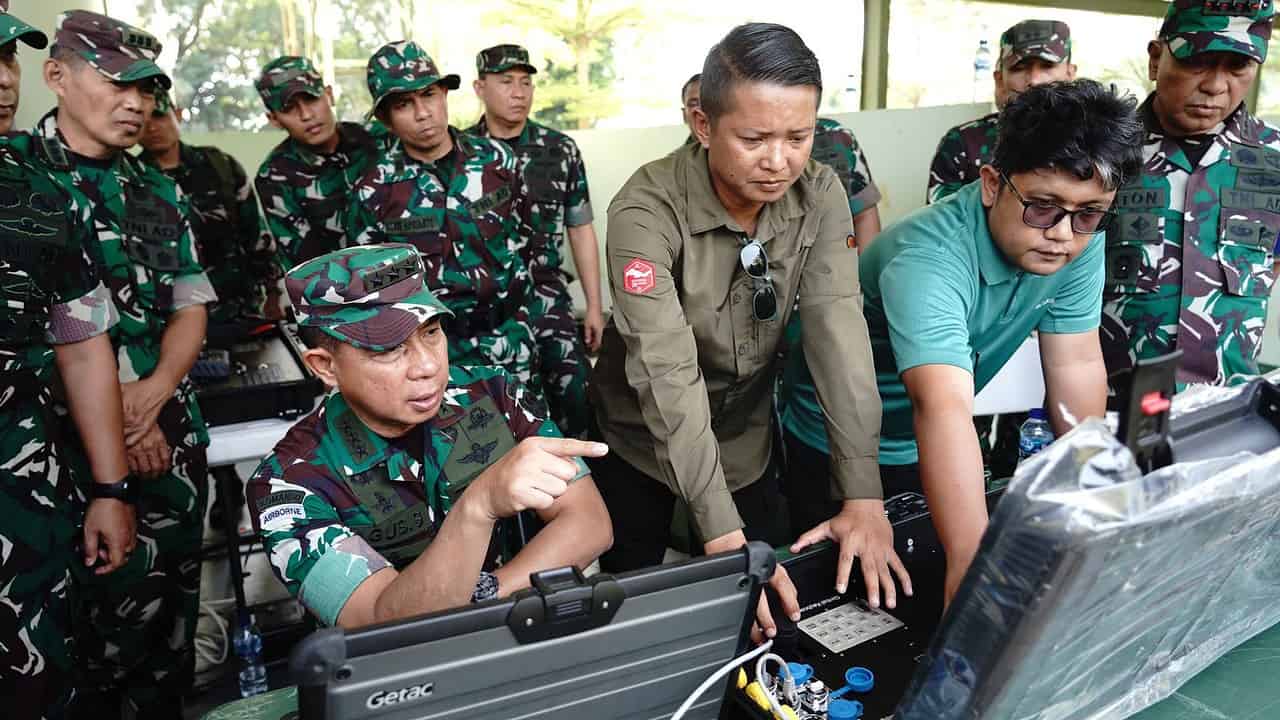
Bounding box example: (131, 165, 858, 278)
(1141, 391, 1171, 416)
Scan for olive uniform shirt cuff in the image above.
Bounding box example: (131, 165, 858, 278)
(690, 483, 745, 545)
(566, 201, 594, 228)
(831, 453, 883, 500)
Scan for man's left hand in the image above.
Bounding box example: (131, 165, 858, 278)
(582, 306, 605, 353)
(791, 498, 913, 609)
(83, 498, 137, 575)
(121, 377, 172, 443)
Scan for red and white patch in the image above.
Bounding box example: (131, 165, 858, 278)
(622, 258, 656, 295)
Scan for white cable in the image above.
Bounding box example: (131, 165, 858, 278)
(754, 652, 793, 719)
(670, 640, 773, 720)
(194, 600, 231, 666)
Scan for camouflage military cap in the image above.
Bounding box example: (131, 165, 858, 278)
(367, 41, 461, 112)
(256, 56, 326, 112)
(1160, 0, 1276, 63)
(998, 19, 1072, 67)
(286, 244, 454, 352)
(0, 0, 48, 49)
(53, 10, 170, 89)
(152, 87, 173, 116)
(476, 44, 537, 75)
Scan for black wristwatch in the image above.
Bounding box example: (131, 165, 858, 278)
(87, 476, 138, 504)
(471, 571, 499, 603)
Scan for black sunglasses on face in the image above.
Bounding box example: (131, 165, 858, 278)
(1000, 171, 1117, 234)
(739, 238, 777, 322)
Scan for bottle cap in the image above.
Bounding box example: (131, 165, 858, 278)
(1029, 407, 1048, 421)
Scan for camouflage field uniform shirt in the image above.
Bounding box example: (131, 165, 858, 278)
(927, 112, 998, 205)
(140, 142, 276, 321)
(31, 109, 216, 444)
(348, 127, 540, 384)
(1101, 97, 1280, 388)
(256, 121, 379, 272)
(246, 365, 587, 625)
(813, 117, 882, 218)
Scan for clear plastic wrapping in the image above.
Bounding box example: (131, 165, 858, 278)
(897, 412, 1280, 720)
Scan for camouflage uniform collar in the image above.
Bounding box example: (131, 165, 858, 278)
(288, 121, 367, 166)
(1139, 93, 1261, 172)
(680, 141, 809, 238)
(470, 115, 535, 144)
(387, 125, 473, 175)
(33, 107, 140, 183)
(323, 387, 465, 473)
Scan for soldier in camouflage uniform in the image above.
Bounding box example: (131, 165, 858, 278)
(0, 9, 137, 717)
(680, 73, 700, 147)
(927, 20, 1076, 204)
(33, 12, 217, 718)
(466, 44, 600, 437)
(255, 56, 380, 275)
(139, 89, 277, 322)
(349, 41, 545, 389)
(1102, 0, 1280, 390)
(813, 117, 882, 249)
(246, 244, 610, 627)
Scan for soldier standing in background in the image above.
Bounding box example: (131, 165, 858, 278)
(467, 44, 600, 437)
(927, 19, 1076, 204)
(1102, 0, 1280, 390)
(32, 11, 216, 718)
(139, 89, 277, 323)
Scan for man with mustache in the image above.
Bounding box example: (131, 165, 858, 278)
(466, 44, 601, 439)
(1102, 0, 1280, 390)
(0, 5, 136, 717)
(927, 19, 1076, 205)
(590, 23, 907, 642)
(25, 10, 216, 718)
(255, 56, 380, 280)
(348, 41, 543, 390)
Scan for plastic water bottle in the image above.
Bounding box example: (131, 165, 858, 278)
(973, 39, 993, 101)
(234, 616, 268, 697)
(1018, 408, 1055, 462)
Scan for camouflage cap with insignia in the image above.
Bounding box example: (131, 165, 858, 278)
(53, 10, 169, 89)
(256, 56, 326, 112)
(998, 19, 1072, 67)
(151, 87, 174, 116)
(476, 44, 538, 75)
(0, 0, 49, 49)
(367, 40, 461, 112)
(286, 244, 454, 352)
(1160, 0, 1276, 63)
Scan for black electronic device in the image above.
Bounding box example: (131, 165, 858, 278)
(196, 321, 322, 427)
(290, 543, 775, 720)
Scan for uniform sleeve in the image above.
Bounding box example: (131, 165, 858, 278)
(1038, 232, 1105, 334)
(798, 175, 883, 500)
(485, 367, 591, 482)
(47, 203, 119, 344)
(256, 160, 308, 274)
(169, 182, 219, 311)
(564, 138, 594, 227)
(231, 156, 279, 288)
(927, 129, 968, 205)
(847, 135, 882, 217)
(880, 245, 975, 374)
(247, 455, 391, 626)
(606, 199, 740, 540)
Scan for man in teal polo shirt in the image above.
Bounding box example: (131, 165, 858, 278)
(781, 80, 1144, 604)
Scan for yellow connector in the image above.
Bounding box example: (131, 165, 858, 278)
(737, 668, 748, 690)
(745, 681, 771, 711)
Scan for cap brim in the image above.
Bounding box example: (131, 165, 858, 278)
(487, 62, 537, 75)
(86, 55, 173, 89)
(0, 17, 48, 49)
(278, 84, 325, 108)
(1167, 32, 1266, 63)
(320, 288, 454, 352)
(372, 74, 462, 113)
(1006, 46, 1067, 65)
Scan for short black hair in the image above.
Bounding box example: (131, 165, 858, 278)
(297, 325, 340, 352)
(681, 73, 701, 101)
(699, 23, 822, 123)
(993, 79, 1143, 191)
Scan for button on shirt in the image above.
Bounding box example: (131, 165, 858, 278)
(589, 143, 882, 542)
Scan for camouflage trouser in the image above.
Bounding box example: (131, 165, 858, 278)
(65, 396, 207, 715)
(529, 277, 590, 438)
(0, 403, 80, 720)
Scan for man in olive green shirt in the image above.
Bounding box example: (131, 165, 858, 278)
(590, 23, 906, 640)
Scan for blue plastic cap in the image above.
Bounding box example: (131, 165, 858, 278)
(828, 699, 864, 720)
(785, 662, 813, 685)
(844, 666, 875, 693)
(1029, 407, 1048, 420)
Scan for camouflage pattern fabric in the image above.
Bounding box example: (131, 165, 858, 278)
(285, 243, 453, 352)
(347, 127, 541, 386)
(998, 19, 1071, 66)
(0, 0, 48, 49)
(0, 136, 116, 719)
(256, 121, 380, 272)
(139, 142, 277, 322)
(27, 109, 214, 710)
(1160, 0, 1276, 64)
(475, 44, 538, 75)
(466, 116, 593, 435)
(246, 365, 583, 626)
(927, 112, 998, 205)
(812, 117, 882, 218)
(255, 56, 324, 113)
(365, 41, 460, 115)
(1101, 97, 1280, 389)
(52, 10, 168, 88)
